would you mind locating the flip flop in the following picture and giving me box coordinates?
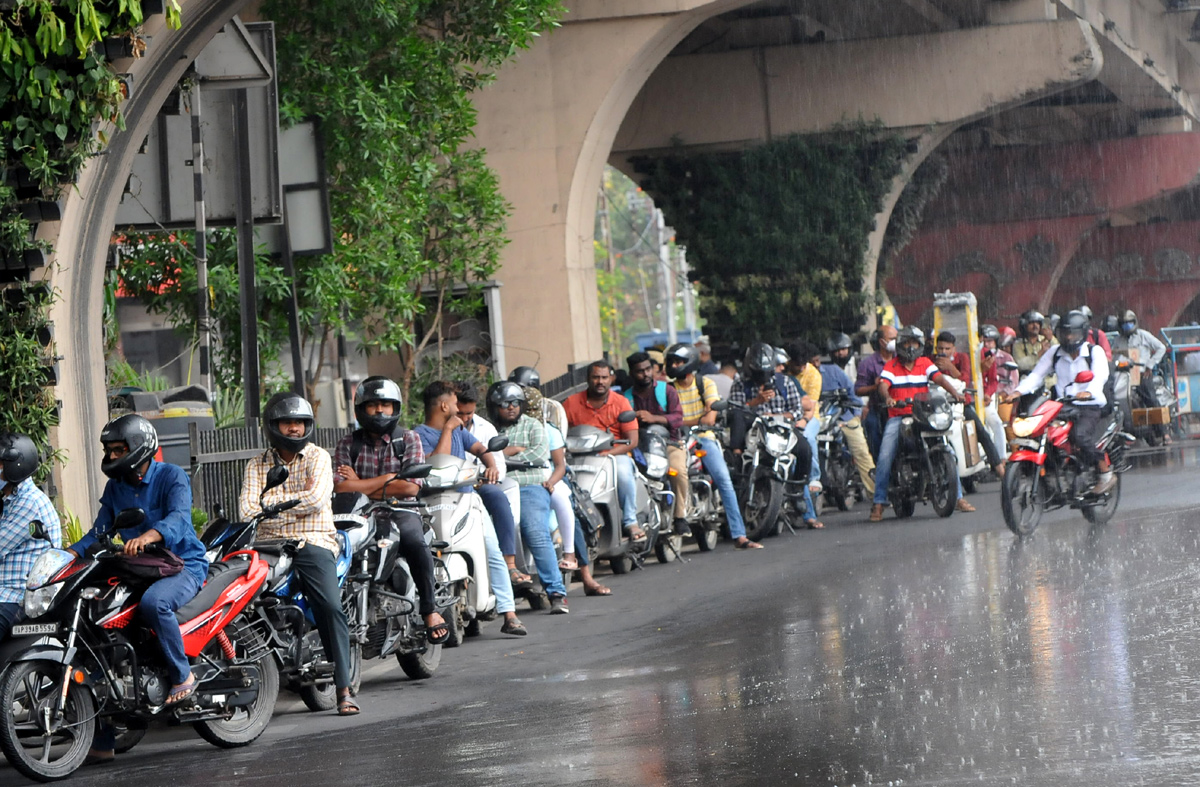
[337,695,360,716]
[509,568,533,588]
[735,539,764,549]
[623,525,648,544]
[164,675,198,707]
[559,556,578,571]
[500,617,528,636]
[426,620,450,644]
[584,584,612,596]
[805,520,825,530]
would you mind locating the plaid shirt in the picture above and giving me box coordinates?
[333,429,425,501]
[0,479,61,604]
[730,373,805,420]
[240,445,338,554]
[498,415,549,486]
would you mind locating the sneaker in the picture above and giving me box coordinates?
[1091,473,1116,495]
[548,594,569,615]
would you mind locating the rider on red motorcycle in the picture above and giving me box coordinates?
[1007,311,1114,494]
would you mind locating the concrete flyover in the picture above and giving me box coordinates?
[471,0,1200,377]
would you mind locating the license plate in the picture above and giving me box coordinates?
[10,623,57,636]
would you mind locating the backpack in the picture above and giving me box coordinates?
[1052,343,1116,416]
[623,381,668,411]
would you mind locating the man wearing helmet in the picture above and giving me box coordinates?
[1008,311,1114,494]
[71,414,210,759]
[856,324,899,459]
[869,326,969,522]
[1111,309,1170,444]
[0,433,60,640]
[1013,309,1057,376]
[1078,306,1112,360]
[333,376,454,643]
[488,381,570,615]
[817,347,876,498]
[665,343,762,549]
[827,332,857,380]
[240,393,358,716]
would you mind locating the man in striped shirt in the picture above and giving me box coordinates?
[869,326,969,522]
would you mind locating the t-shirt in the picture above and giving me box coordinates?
[673,374,720,424]
[413,424,478,459]
[563,390,638,440]
[881,356,941,417]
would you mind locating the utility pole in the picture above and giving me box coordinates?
[678,246,697,335]
[598,188,619,358]
[657,208,676,345]
[189,79,212,395]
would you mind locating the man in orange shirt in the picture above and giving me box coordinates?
[563,361,644,541]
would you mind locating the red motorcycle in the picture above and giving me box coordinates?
[1001,370,1133,537]
[0,509,277,782]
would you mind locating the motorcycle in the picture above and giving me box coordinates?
[1112,355,1174,446]
[1001,369,1134,537]
[679,422,729,551]
[816,391,865,511]
[632,424,680,564]
[0,511,277,781]
[565,409,643,574]
[885,390,959,519]
[729,404,806,541]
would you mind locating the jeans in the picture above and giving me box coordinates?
[863,407,885,460]
[0,601,20,641]
[874,417,964,506]
[393,511,436,617]
[518,486,567,598]
[478,483,517,556]
[293,544,353,689]
[613,454,639,528]
[698,437,747,540]
[803,417,821,482]
[573,519,590,567]
[481,516,515,615]
[139,570,202,685]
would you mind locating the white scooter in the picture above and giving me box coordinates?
[944,379,989,493]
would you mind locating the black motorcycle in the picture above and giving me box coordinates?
[728,404,807,540]
[816,391,865,511]
[885,390,959,519]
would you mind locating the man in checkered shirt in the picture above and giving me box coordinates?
[0,433,60,640]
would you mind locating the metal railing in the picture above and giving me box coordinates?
[542,364,590,402]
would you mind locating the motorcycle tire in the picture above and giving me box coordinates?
[743,473,783,542]
[1001,460,1044,538]
[692,522,718,552]
[465,617,482,638]
[443,594,466,649]
[891,497,916,519]
[1081,474,1121,525]
[655,533,683,563]
[299,643,361,712]
[609,554,632,574]
[113,723,147,754]
[525,589,549,610]
[929,450,958,518]
[397,643,442,680]
[0,659,96,781]
[195,654,280,748]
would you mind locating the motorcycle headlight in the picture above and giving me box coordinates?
[567,434,601,453]
[764,431,790,457]
[927,411,952,432]
[646,454,669,479]
[24,583,65,619]
[427,466,460,488]
[1011,417,1038,438]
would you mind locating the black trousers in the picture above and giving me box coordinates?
[293,544,352,690]
[1072,407,1105,467]
[391,511,436,618]
[965,405,1003,468]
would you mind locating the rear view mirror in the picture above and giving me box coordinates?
[618,410,637,424]
[1002,361,1019,371]
[264,464,289,493]
[710,400,729,412]
[113,508,145,530]
[486,436,509,453]
[400,463,432,480]
[28,520,50,542]
[1074,370,1095,384]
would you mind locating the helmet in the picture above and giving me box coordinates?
[1019,309,1045,335]
[664,343,700,380]
[354,376,402,436]
[0,433,38,486]
[486,381,527,423]
[999,325,1017,349]
[508,366,541,389]
[773,346,790,367]
[263,392,315,454]
[99,414,159,481]
[827,332,853,353]
[1056,310,1089,353]
[896,326,925,363]
[1079,305,1093,319]
[979,324,1000,342]
[742,342,776,387]
[1048,313,1061,332]
[1119,310,1138,337]
[1102,314,1119,333]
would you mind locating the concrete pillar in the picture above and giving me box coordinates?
[987,0,1056,25]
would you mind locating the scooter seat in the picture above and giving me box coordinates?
[175,560,252,623]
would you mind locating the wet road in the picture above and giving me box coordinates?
[6,460,1200,786]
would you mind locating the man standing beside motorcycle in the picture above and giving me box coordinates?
[1006,311,1115,495]
[665,343,762,549]
[817,351,876,498]
[869,327,970,522]
[0,433,60,640]
[72,415,211,761]
[563,361,644,544]
[857,324,898,460]
[240,393,358,716]
[626,352,690,535]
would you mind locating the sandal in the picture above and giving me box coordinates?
[623,525,647,544]
[337,694,360,716]
[584,584,612,596]
[805,519,825,530]
[500,617,528,636]
[559,555,578,571]
[426,619,450,645]
[509,567,533,588]
[164,674,197,706]
[735,538,764,549]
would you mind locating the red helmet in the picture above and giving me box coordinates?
[998,325,1017,349]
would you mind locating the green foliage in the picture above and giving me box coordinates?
[212,387,246,429]
[106,355,169,392]
[635,124,907,346]
[191,506,207,535]
[264,0,563,401]
[0,283,59,482]
[59,508,85,548]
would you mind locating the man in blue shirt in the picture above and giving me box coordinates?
[0,433,61,640]
[70,415,208,762]
[819,354,876,498]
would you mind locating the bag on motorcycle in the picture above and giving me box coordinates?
[572,487,602,547]
[113,549,185,582]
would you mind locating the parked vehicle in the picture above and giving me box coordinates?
[679,424,727,551]
[632,424,681,564]
[730,404,805,540]
[947,392,990,494]
[0,511,276,781]
[885,390,959,519]
[1002,370,1134,537]
[816,391,865,511]
[565,410,642,574]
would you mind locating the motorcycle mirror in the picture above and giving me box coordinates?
[1002,361,1019,371]
[113,508,146,530]
[399,463,432,480]
[618,410,637,424]
[486,435,509,453]
[710,399,729,412]
[28,520,51,542]
[264,464,289,493]
[1074,370,1095,384]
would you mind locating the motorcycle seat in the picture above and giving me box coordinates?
[174,560,252,623]
[334,514,370,531]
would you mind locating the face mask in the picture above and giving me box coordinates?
[1121,322,1135,334]
[834,354,850,368]
[884,340,896,354]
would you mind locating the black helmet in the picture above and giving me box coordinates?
[0,433,38,486]
[979,324,1000,342]
[1102,314,1119,333]
[743,342,776,387]
[1019,309,1045,335]
[100,414,159,481]
[354,376,402,436]
[664,343,701,380]
[1056,310,1089,353]
[827,333,853,353]
[263,392,315,454]
[486,381,527,423]
[508,366,541,389]
[896,326,925,363]
[1120,310,1138,337]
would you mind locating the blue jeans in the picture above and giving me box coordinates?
[573,519,589,567]
[873,417,963,505]
[139,570,202,685]
[863,408,884,460]
[698,437,747,540]
[0,602,20,640]
[478,483,517,556]
[803,418,821,482]
[518,486,567,597]
[613,454,639,528]
[482,517,515,614]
